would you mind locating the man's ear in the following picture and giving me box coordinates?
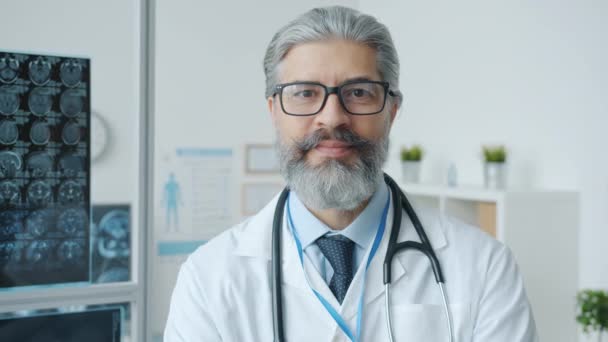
[268,96,277,126]
[388,100,399,125]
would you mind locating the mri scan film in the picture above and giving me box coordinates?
[0,51,90,288]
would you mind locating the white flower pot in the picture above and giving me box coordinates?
[484,162,507,189]
[401,161,421,183]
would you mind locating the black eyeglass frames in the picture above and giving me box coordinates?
[272,80,398,116]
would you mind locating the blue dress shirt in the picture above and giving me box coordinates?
[288,180,389,284]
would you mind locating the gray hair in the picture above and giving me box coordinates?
[263,6,402,106]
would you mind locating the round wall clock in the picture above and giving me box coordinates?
[91,112,109,162]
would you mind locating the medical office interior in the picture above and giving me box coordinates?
[0,0,606,341]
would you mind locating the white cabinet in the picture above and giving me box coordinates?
[400,183,579,342]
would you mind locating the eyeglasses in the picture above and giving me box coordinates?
[273,80,397,116]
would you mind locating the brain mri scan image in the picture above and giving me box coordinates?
[96,268,130,283]
[92,205,130,283]
[0,120,19,145]
[0,54,19,84]
[0,181,21,205]
[28,87,53,116]
[97,210,130,259]
[0,241,23,263]
[0,151,22,178]
[27,180,52,207]
[25,240,52,263]
[58,180,83,205]
[0,211,23,238]
[0,86,20,115]
[61,121,80,145]
[59,89,83,117]
[57,208,87,237]
[29,121,51,145]
[26,152,54,178]
[26,209,54,238]
[59,59,82,87]
[57,240,85,263]
[28,56,52,86]
[0,51,90,288]
[58,153,83,178]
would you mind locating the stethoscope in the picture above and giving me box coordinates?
[271,173,454,342]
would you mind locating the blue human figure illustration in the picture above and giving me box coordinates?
[161,173,183,232]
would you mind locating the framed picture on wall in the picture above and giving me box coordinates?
[244,144,279,174]
[241,182,284,216]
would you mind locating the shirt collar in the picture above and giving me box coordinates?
[288,179,388,250]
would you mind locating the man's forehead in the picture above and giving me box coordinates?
[277,39,381,84]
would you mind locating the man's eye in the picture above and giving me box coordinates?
[352,89,368,97]
[294,90,316,98]
[346,88,371,98]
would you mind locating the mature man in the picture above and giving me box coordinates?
[165,6,538,341]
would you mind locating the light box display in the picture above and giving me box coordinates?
[0,51,90,288]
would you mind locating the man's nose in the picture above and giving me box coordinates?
[315,93,351,129]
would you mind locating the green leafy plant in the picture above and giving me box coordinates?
[482,145,507,163]
[400,145,423,161]
[576,289,608,337]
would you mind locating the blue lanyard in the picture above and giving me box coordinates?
[286,192,390,342]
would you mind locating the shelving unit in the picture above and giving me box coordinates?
[400,182,579,342]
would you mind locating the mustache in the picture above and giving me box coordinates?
[293,128,373,152]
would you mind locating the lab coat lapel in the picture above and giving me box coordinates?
[280,204,343,308]
[342,190,449,321]
[339,190,403,320]
[233,192,341,303]
[233,193,279,260]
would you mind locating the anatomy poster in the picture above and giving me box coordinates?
[156,147,234,239]
[152,147,235,337]
[0,51,90,288]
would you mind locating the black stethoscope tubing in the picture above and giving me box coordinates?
[271,173,445,342]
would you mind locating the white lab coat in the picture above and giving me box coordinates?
[164,190,539,341]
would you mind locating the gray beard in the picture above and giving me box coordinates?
[276,125,389,211]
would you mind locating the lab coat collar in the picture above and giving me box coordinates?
[233,191,340,300]
[232,186,449,317]
[232,192,281,259]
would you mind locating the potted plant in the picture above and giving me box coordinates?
[400,145,423,183]
[577,289,608,342]
[482,145,507,189]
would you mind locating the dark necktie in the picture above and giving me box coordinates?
[316,234,355,304]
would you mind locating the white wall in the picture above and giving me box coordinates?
[4,0,604,340]
[156,0,607,289]
[154,0,358,150]
[0,0,142,204]
[152,0,359,337]
[359,1,608,341]
[0,0,143,339]
[156,1,607,340]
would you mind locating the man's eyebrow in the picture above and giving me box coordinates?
[342,76,378,83]
[284,76,379,84]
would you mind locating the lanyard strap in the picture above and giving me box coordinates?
[286,192,390,342]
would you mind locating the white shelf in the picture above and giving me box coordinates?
[402,183,505,202]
